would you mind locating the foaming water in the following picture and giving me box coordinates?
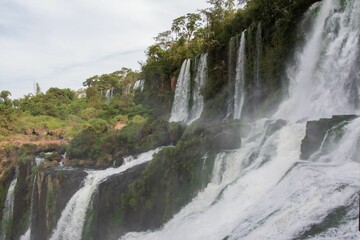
[122,116,360,240]
[276,0,360,121]
[122,122,307,240]
[50,148,162,240]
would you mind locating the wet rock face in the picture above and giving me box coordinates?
[210,121,242,150]
[300,115,358,160]
[11,160,32,240]
[84,163,147,240]
[30,168,87,240]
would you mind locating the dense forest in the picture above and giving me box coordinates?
[1,0,359,239]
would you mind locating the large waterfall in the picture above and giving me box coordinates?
[170,59,192,123]
[49,148,162,240]
[234,31,246,120]
[121,0,360,239]
[276,0,360,120]
[188,53,208,124]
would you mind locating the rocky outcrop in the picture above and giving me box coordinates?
[301,115,358,160]
[11,160,32,240]
[83,163,147,240]
[30,168,87,240]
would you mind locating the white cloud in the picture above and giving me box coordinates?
[0,0,209,98]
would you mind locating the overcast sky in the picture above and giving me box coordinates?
[0,0,209,99]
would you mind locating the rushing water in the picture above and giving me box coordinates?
[234,31,246,120]
[276,0,360,120]
[121,0,360,239]
[170,55,208,124]
[170,59,191,123]
[188,53,208,124]
[1,175,17,240]
[49,148,162,240]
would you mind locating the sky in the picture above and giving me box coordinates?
[0,0,210,99]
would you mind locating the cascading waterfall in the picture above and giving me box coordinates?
[50,148,163,240]
[234,31,246,120]
[170,59,191,123]
[1,174,17,239]
[121,0,360,239]
[276,0,360,120]
[188,53,208,124]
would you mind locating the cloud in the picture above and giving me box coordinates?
[0,0,209,98]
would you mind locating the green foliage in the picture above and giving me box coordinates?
[130,115,146,124]
[67,128,98,159]
[80,107,99,120]
[113,115,128,124]
[120,129,214,223]
[88,118,109,134]
[16,88,75,118]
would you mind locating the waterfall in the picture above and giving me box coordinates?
[121,0,360,239]
[1,175,17,239]
[188,53,208,124]
[170,59,191,123]
[234,31,246,120]
[226,36,239,118]
[105,88,114,102]
[49,148,163,240]
[133,80,145,92]
[276,0,360,120]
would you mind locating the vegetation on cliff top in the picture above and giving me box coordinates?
[0,0,320,166]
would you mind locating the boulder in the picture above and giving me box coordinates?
[300,115,358,160]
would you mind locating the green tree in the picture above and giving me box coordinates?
[171,13,202,42]
[36,83,42,95]
[0,90,11,101]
